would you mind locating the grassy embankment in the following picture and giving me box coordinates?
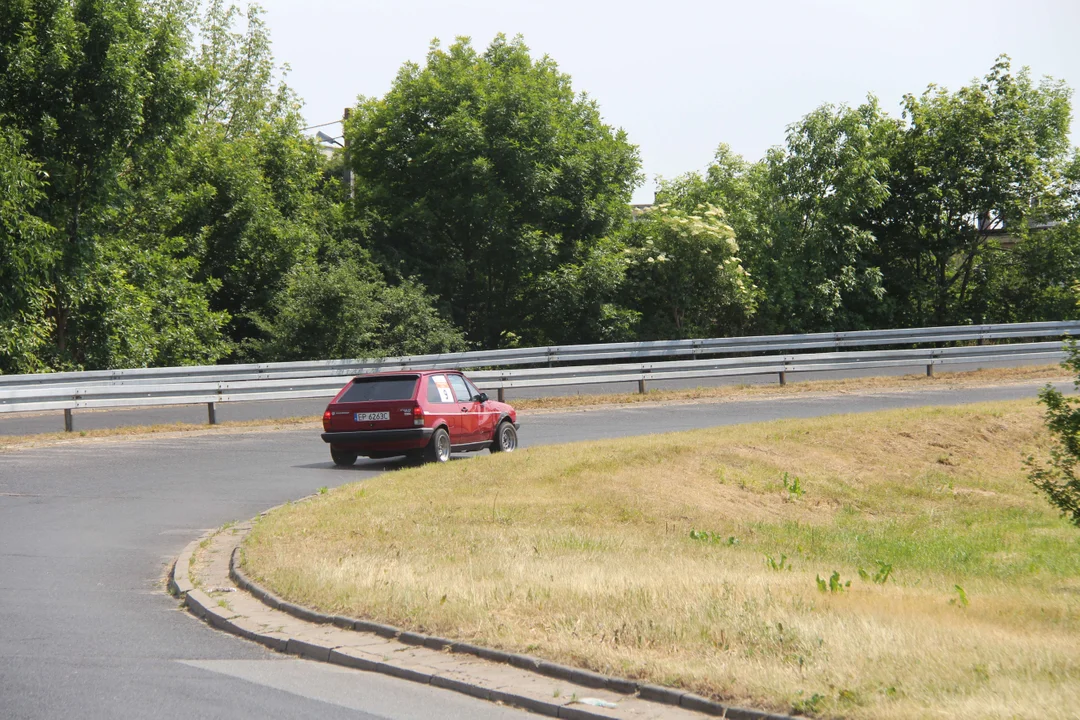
[0,364,1066,451]
[242,399,1080,719]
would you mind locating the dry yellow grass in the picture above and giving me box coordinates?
[243,399,1080,719]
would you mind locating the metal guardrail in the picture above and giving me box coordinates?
[1,320,1076,389]
[0,321,1074,431]
[469,341,1066,389]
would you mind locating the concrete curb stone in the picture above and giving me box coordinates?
[397,631,429,646]
[180,520,797,720]
[353,619,402,638]
[285,637,334,662]
[421,635,455,651]
[328,646,381,672]
[487,687,560,718]
[167,537,199,597]
[638,684,687,705]
[431,672,496,700]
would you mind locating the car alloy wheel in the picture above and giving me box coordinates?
[493,422,517,453]
[426,427,451,463]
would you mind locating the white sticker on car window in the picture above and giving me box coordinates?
[431,375,455,403]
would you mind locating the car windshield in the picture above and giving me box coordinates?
[338,376,418,402]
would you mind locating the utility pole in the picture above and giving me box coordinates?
[343,107,353,198]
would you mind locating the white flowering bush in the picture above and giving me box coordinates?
[620,203,758,338]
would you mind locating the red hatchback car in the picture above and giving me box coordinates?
[321,370,519,465]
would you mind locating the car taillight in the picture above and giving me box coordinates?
[412,405,424,426]
[322,409,332,431]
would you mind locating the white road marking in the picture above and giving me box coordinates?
[176,659,530,719]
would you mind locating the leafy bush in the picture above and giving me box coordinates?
[1027,338,1080,527]
[250,259,466,361]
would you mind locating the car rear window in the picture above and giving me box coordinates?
[338,376,418,402]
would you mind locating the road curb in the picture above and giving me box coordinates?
[226,535,795,720]
[167,537,199,598]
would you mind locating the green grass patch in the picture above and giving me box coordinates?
[242,399,1080,719]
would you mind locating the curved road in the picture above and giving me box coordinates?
[0,356,1056,436]
[0,382,1064,719]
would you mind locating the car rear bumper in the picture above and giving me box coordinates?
[322,428,435,448]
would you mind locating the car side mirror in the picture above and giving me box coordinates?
[476,392,489,403]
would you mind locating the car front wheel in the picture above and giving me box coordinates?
[425,427,451,463]
[491,421,517,453]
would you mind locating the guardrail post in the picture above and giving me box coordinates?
[207,402,217,425]
[778,371,787,386]
[63,408,73,432]
[497,388,505,403]
[926,363,934,378]
[638,378,647,394]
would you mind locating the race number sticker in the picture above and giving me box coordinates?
[431,375,455,403]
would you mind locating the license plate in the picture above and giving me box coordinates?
[354,412,390,422]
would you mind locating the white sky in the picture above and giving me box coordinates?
[257,0,1080,204]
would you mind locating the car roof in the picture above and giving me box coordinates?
[349,369,461,380]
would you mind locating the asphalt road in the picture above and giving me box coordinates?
[0,380,1065,719]
[0,356,1055,436]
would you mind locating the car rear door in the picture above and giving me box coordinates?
[333,375,420,432]
[425,374,460,440]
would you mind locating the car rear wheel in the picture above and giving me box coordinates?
[491,421,517,453]
[330,448,358,466]
[425,427,451,463]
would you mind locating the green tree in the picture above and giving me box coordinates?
[875,56,1074,326]
[70,236,230,368]
[173,0,324,349]
[0,0,229,370]
[174,121,324,348]
[346,34,641,347]
[979,222,1080,323]
[0,128,55,373]
[176,2,462,360]
[523,236,639,345]
[659,103,895,336]
[749,100,896,332]
[977,151,1080,324]
[666,59,1077,335]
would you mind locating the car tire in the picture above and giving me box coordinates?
[490,421,517,453]
[330,448,358,466]
[425,427,451,463]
